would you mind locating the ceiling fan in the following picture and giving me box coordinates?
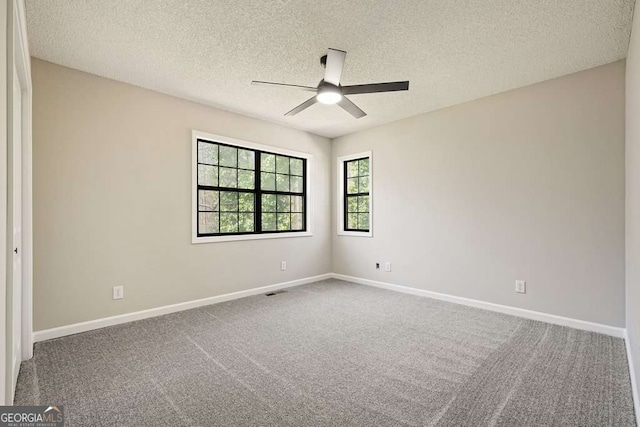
[252,48,409,119]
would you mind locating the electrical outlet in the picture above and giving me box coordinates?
[113,286,124,300]
[281,261,287,271]
[376,263,380,270]
[515,280,526,294]
[385,262,392,272]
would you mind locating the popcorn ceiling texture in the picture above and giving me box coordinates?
[26,0,635,138]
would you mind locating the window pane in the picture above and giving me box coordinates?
[219,146,237,167]
[219,167,238,188]
[347,213,358,229]
[358,196,369,213]
[220,213,238,233]
[238,149,255,170]
[359,176,370,193]
[261,172,275,191]
[195,142,308,237]
[238,170,255,189]
[198,190,219,212]
[347,160,359,178]
[290,158,303,176]
[220,191,239,211]
[262,213,276,231]
[347,178,358,194]
[276,155,289,174]
[198,142,218,165]
[239,193,254,212]
[277,195,291,212]
[347,196,358,213]
[291,213,303,230]
[290,176,303,193]
[291,195,303,213]
[261,153,276,172]
[199,212,219,234]
[276,174,290,192]
[198,165,218,186]
[358,213,370,230]
[359,158,369,176]
[262,194,276,212]
[277,213,291,230]
[239,213,254,232]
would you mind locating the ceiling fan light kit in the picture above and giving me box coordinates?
[316,83,342,104]
[252,48,410,118]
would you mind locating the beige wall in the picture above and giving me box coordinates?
[332,61,626,327]
[32,59,332,331]
[626,8,640,395]
[33,56,628,332]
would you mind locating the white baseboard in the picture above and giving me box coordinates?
[624,330,640,426]
[331,273,625,338]
[33,272,625,340]
[33,273,333,342]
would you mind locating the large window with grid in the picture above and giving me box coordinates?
[337,152,372,237]
[193,132,310,243]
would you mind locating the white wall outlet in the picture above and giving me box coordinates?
[515,280,526,294]
[281,261,287,271]
[385,262,392,272]
[113,285,124,300]
[376,263,380,270]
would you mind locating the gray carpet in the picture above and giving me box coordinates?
[14,279,637,426]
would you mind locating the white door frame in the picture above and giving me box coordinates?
[2,0,32,404]
[0,0,8,408]
[12,0,33,365]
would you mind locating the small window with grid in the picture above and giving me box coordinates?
[344,157,370,232]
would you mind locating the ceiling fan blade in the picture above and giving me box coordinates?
[252,80,317,92]
[284,96,318,116]
[324,48,346,86]
[342,81,409,95]
[338,96,366,119]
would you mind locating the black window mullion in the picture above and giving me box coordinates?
[255,151,262,233]
[303,156,307,230]
[344,160,349,232]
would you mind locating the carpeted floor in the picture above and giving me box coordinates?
[14,279,637,426]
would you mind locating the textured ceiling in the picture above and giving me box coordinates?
[26,0,635,138]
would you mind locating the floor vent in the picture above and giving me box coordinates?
[265,290,287,297]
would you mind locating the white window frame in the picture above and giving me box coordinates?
[192,130,313,244]
[337,151,373,237]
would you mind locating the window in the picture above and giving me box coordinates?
[192,131,312,243]
[337,152,372,237]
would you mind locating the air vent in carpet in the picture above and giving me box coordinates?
[265,290,287,297]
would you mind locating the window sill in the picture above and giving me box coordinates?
[192,231,313,244]
[337,230,373,238]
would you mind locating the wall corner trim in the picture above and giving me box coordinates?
[33,273,333,342]
[330,273,626,338]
